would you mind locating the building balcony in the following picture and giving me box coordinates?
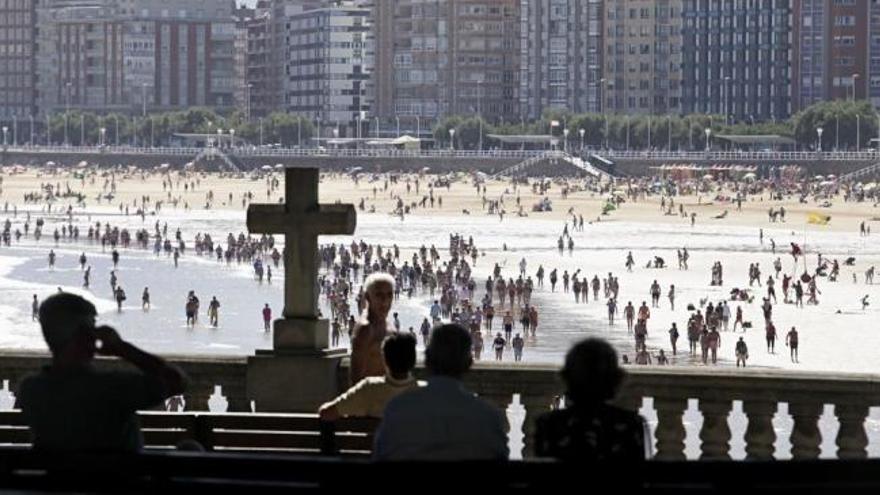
[0,351,877,461]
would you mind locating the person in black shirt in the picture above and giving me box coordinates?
[535,338,649,461]
[17,293,187,452]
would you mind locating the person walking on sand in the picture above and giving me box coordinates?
[735,337,748,368]
[262,303,272,331]
[786,326,799,363]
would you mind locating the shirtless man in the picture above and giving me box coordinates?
[786,326,799,363]
[350,273,395,385]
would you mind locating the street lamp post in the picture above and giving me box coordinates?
[704,127,712,152]
[477,80,483,151]
[857,113,861,151]
[852,73,860,102]
[100,127,106,147]
[724,76,731,125]
[29,114,33,146]
[563,128,570,153]
[80,114,84,146]
[625,116,630,151]
[396,116,400,138]
[142,83,148,117]
[374,117,379,139]
[64,81,72,146]
[150,117,154,148]
[246,83,253,120]
[45,113,50,145]
[12,114,17,146]
[114,116,119,147]
[230,129,236,148]
[667,115,672,150]
[817,127,823,152]
[2,126,7,148]
[579,128,585,151]
[449,128,456,150]
[259,117,264,146]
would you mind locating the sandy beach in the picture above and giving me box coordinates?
[2,167,877,235]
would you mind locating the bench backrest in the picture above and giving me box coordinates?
[0,410,379,456]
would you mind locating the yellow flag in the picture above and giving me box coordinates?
[807,212,831,225]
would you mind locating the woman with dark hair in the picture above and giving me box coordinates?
[535,338,650,461]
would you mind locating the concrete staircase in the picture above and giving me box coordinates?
[192,148,242,173]
[491,151,613,180]
[840,162,880,182]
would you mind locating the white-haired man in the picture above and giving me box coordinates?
[350,273,395,384]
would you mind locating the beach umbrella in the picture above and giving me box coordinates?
[421,167,431,172]
[159,163,170,169]
[45,161,55,166]
[77,160,88,168]
[814,175,824,180]
[274,163,284,169]
[702,174,714,180]
[827,174,837,179]
[261,165,273,171]
[742,172,757,180]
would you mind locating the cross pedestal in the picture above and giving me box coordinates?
[244,167,356,411]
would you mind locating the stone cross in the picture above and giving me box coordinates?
[247,167,355,350]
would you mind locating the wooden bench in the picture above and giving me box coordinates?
[0,410,379,456]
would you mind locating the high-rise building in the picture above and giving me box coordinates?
[519,0,604,120]
[0,0,36,123]
[681,0,793,122]
[35,0,236,116]
[245,2,276,117]
[373,0,521,122]
[234,4,256,116]
[282,2,373,127]
[793,0,870,112]
[603,0,683,115]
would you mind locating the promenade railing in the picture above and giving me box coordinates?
[4,145,880,162]
[0,351,876,461]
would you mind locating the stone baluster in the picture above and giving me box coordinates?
[835,403,869,459]
[788,402,822,460]
[184,383,214,411]
[698,399,732,460]
[743,401,777,460]
[519,393,554,459]
[652,397,687,461]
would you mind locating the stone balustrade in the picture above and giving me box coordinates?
[1,350,878,461]
[460,363,880,461]
[0,351,249,413]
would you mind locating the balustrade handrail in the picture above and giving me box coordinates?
[7,145,880,162]
[0,350,877,461]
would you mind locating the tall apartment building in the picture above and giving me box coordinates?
[245,2,276,117]
[793,0,870,112]
[373,0,520,122]
[35,0,236,116]
[603,0,683,115]
[519,0,603,120]
[283,2,373,125]
[234,4,255,115]
[682,0,792,122]
[0,0,36,121]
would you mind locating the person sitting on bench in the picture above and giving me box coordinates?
[16,293,187,452]
[319,332,419,420]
